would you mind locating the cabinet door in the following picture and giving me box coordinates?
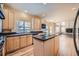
[13,37,20,50]
[8,9,14,29]
[33,38,44,56]
[26,35,32,46]
[20,36,27,48]
[54,37,59,56]
[44,39,55,56]
[6,37,14,53]
[6,36,20,54]
[3,8,9,29]
[33,17,41,30]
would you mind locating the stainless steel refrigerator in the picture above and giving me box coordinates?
[73,9,79,56]
[0,4,5,55]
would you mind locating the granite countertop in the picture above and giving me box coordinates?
[6,32,32,37]
[33,34,58,41]
[0,32,17,35]
[0,31,44,37]
[0,32,32,37]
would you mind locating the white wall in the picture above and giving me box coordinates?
[65,20,74,28]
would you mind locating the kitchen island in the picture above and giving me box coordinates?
[33,34,59,56]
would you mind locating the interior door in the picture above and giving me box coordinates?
[73,9,79,56]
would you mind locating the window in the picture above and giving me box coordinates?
[25,21,31,32]
[16,20,31,33]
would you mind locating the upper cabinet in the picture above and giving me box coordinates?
[8,9,14,29]
[3,5,14,31]
[32,16,41,31]
[3,6,9,29]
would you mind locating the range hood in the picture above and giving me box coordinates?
[0,4,5,19]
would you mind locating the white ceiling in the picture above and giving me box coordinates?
[8,3,79,22]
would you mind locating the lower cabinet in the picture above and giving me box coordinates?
[54,36,59,56]
[20,36,27,48]
[6,37,14,53]
[44,39,55,56]
[6,36,20,54]
[33,36,59,56]
[33,39,44,56]
[33,38,55,56]
[5,35,32,55]
[13,37,20,50]
[26,35,32,46]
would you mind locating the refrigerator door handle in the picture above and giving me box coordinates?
[73,9,79,56]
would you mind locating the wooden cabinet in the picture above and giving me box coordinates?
[44,39,55,56]
[8,9,14,29]
[13,37,20,50]
[5,35,32,55]
[33,38,55,56]
[33,36,59,56]
[6,36,20,54]
[20,36,27,48]
[33,39,44,56]
[32,16,41,30]
[3,7,9,29]
[20,35,32,48]
[26,35,32,46]
[54,36,59,56]
[3,6,14,30]
[6,37,14,53]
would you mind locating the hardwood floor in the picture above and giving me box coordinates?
[57,34,77,56]
[7,45,34,56]
[6,34,77,56]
